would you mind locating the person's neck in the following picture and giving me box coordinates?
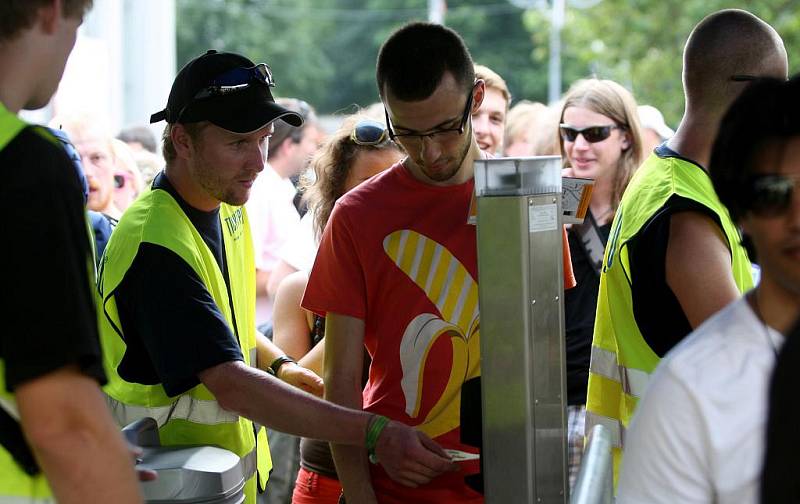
[99,202,123,220]
[269,157,294,180]
[0,43,39,114]
[666,111,723,170]
[589,176,614,224]
[164,165,220,212]
[751,277,800,336]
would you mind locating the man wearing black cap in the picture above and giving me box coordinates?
[96,50,457,504]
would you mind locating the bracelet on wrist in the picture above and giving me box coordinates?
[268,355,296,377]
[365,414,390,465]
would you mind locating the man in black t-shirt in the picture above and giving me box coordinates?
[0,1,143,502]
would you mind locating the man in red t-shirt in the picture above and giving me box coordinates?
[303,22,575,504]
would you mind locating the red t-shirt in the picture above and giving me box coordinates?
[303,162,574,503]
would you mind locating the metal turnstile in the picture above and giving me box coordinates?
[475,156,569,503]
[124,418,247,504]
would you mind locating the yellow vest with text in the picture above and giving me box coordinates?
[0,104,94,504]
[97,187,271,503]
[585,153,753,486]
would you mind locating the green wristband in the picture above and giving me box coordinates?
[366,415,390,465]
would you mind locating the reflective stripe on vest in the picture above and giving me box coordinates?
[588,346,649,399]
[0,497,54,504]
[584,411,624,449]
[107,395,239,427]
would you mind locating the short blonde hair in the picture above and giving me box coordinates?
[474,64,511,108]
[505,100,548,147]
[161,122,207,166]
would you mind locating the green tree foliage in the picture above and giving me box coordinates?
[177,0,800,125]
[549,0,800,126]
[176,0,550,113]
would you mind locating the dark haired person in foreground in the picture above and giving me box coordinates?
[618,75,800,504]
[0,1,144,502]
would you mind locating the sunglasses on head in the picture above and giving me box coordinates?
[746,173,800,217]
[351,120,389,146]
[559,124,619,143]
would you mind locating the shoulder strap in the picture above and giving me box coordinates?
[0,402,40,476]
[574,211,608,277]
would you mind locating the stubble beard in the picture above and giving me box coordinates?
[419,130,474,183]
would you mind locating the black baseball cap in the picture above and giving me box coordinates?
[150,50,303,134]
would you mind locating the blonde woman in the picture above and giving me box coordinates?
[558,78,644,488]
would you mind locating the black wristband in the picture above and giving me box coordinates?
[269,355,296,376]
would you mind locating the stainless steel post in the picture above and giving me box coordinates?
[475,157,569,503]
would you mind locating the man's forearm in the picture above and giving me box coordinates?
[16,368,143,504]
[202,361,369,444]
[328,382,377,504]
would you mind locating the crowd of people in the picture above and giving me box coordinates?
[1,1,799,504]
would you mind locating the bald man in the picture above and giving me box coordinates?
[584,9,787,484]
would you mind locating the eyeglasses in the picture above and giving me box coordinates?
[384,84,475,144]
[351,120,389,146]
[746,173,800,217]
[176,63,275,121]
[559,124,619,143]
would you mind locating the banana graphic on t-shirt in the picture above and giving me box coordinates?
[383,230,480,439]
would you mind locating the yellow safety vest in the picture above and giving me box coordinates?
[98,187,271,503]
[0,102,95,504]
[585,153,753,486]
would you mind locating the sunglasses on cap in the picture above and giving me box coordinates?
[195,63,275,99]
[559,124,619,143]
[746,173,800,217]
[350,120,390,146]
[175,63,275,122]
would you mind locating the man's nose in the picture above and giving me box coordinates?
[250,143,267,172]
[419,136,442,164]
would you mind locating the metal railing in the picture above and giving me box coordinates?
[570,424,613,504]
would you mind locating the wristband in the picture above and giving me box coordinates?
[268,355,296,377]
[365,415,390,464]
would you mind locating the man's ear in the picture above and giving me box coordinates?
[37,0,63,35]
[472,79,486,113]
[171,124,194,160]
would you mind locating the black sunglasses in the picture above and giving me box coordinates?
[559,124,619,143]
[384,84,476,143]
[746,173,800,217]
[350,120,389,146]
[176,63,275,122]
